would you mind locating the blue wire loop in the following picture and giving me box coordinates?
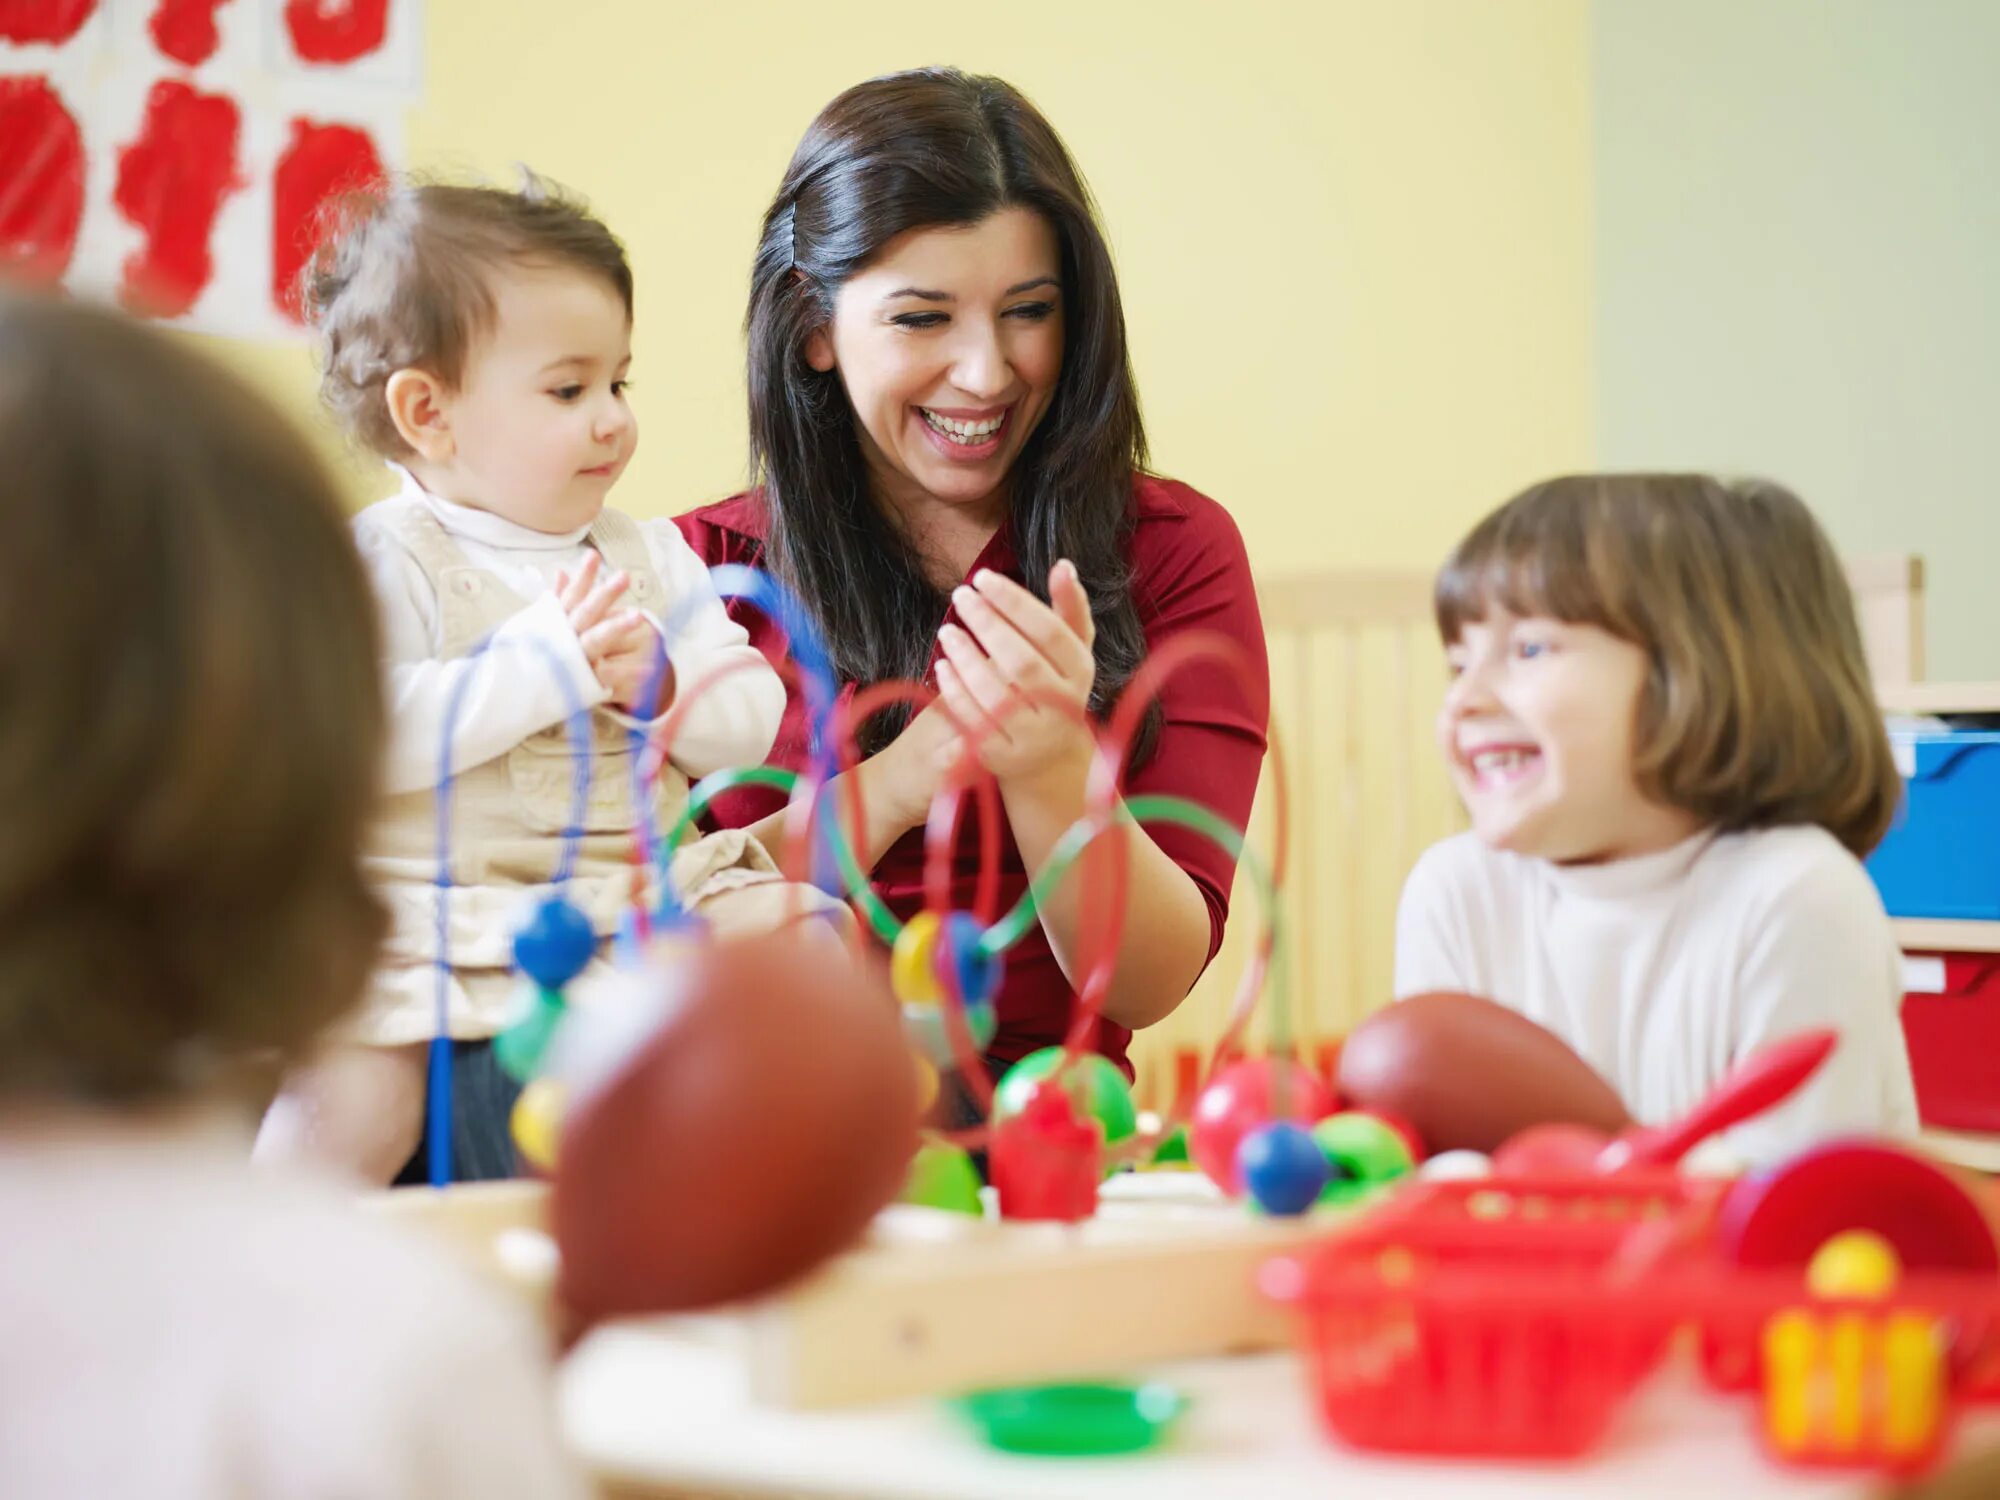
[428,565,837,1187]
[637,565,844,900]
[428,631,592,1188]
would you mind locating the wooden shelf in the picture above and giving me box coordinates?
[1878,681,2000,715]
[1923,1127,2000,1174]
[1893,918,2000,953]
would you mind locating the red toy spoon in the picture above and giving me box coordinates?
[1491,1028,1839,1176]
[1595,1028,1839,1172]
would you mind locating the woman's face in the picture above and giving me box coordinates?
[807,206,1065,523]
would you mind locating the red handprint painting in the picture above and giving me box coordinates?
[2,0,413,334]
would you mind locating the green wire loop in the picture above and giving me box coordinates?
[663,776,1285,1047]
[664,764,901,945]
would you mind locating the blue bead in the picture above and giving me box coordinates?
[1237,1121,1332,1217]
[512,895,595,988]
[939,911,1003,1007]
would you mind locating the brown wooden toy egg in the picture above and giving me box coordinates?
[552,933,918,1324]
[1337,990,1633,1154]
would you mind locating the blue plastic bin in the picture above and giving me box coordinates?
[1866,730,2000,920]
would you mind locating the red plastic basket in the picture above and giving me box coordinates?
[1261,1174,1713,1459]
[1267,1173,2000,1474]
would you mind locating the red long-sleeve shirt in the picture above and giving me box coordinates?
[675,473,1269,1074]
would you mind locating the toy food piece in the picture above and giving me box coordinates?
[1492,1028,1842,1177]
[955,1381,1187,1456]
[1337,991,1632,1153]
[1718,1141,1999,1273]
[1238,1121,1331,1215]
[1600,1029,1837,1171]
[1311,1111,1416,1205]
[1189,1057,1336,1196]
[990,1079,1102,1221]
[552,935,918,1323]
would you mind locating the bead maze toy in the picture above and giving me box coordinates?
[415,561,1369,1328]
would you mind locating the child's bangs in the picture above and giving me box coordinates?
[1434,483,1627,642]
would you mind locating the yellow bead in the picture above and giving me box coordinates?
[891,911,946,1006]
[912,1052,940,1115]
[1807,1230,1902,1300]
[511,1077,565,1174]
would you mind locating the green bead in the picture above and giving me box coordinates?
[1148,1124,1192,1168]
[992,1047,1138,1148]
[1311,1111,1415,1207]
[901,1138,985,1216]
[493,984,566,1083]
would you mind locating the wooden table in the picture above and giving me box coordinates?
[561,1326,2000,1499]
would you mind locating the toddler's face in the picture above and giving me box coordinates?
[433,265,635,533]
[1438,612,1698,864]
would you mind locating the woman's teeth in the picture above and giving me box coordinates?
[921,408,1005,444]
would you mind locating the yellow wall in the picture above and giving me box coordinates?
[200,0,1594,577]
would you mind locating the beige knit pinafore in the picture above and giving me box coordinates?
[353,499,840,1045]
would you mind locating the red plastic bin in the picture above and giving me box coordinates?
[1261,1174,1711,1459]
[1901,952,2000,1132]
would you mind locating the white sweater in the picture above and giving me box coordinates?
[353,468,783,796]
[0,1108,585,1500]
[1393,824,1919,1167]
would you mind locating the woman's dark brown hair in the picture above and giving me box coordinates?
[747,67,1158,754]
[1435,473,1901,856]
[0,292,387,1101]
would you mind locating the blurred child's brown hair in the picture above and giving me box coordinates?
[0,292,387,1102]
[302,173,633,458]
[1435,473,1901,857]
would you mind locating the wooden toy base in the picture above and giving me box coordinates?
[369,1173,1356,1406]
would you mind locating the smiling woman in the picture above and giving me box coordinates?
[679,68,1271,1089]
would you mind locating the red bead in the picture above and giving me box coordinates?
[1189,1057,1336,1197]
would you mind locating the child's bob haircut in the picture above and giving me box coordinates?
[1434,473,1901,857]
[302,171,632,459]
[0,291,387,1102]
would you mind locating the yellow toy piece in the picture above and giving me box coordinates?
[1880,1312,1944,1460]
[1807,1230,1902,1300]
[1825,1313,1867,1448]
[891,911,946,1006]
[1763,1309,1818,1454]
[912,1051,940,1115]
[511,1076,565,1173]
[1760,1302,1947,1465]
